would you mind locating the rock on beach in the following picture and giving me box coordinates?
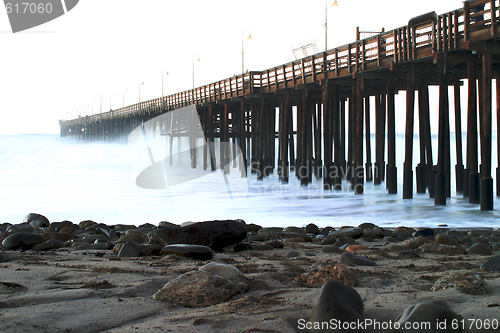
[151,220,247,250]
[309,281,363,333]
[153,268,244,307]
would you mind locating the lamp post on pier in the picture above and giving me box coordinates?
[242,28,252,75]
[139,81,144,102]
[325,0,339,51]
[162,70,169,96]
[193,53,201,89]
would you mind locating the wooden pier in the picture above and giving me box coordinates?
[60,0,500,210]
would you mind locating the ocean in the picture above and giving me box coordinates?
[1,132,499,229]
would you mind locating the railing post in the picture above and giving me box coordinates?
[491,0,497,37]
[335,48,339,76]
[393,29,398,63]
[464,1,470,43]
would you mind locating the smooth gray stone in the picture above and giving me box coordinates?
[320,245,341,253]
[395,300,462,333]
[480,255,500,271]
[467,242,491,255]
[24,213,50,228]
[309,281,363,333]
[32,242,54,251]
[2,232,44,250]
[283,226,305,234]
[305,223,320,234]
[248,244,274,251]
[0,253,5,263]
[160,244,213,260]
[118,241,141,258]
[338,252,376,266]
[285,250,300,258]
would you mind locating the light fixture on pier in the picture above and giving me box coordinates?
[325,0,339,51]
[193,53,201,89]
[162,70,169,96]
[242,28,252,75]
[139,81,144,102]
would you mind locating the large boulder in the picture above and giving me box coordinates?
[150,220,247,251]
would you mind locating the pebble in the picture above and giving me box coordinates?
[283,237,305,243]
[285,250,300,258]
[47,239,66,249]
[395,300,462,333]
[467,242,491,255]
[413,228,434,237]
[346,245,369,252]
[480,255,500,271]
[265,240,284,248]
[23,213,50,228]
[117,231,144,243]
[419,243,465,255]
[304,223,319,234]
[383,244,407,252]
[43,232,74,242]
[47,221,77,232]
[308,281,363,333]
[160,244,214,260]
[199,262,247,292]
[257,227,283,234]
[247,244,274,251]
[233,243,251,252]
[2,232,44,250]
[338,252,376,266]
[435,234,460,246]
[32,241,54,251]
[431,272,487,295]
[320,245,340,253]
[358,222,378,229]
[118,241,141,258]
[294,265,359,287]
[283,226,305,234]
[153,269,243,307]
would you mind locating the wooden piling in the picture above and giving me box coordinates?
[467,59,480,204]
[453,80,465,193]
[355,76,364,195]
[403,66,415,199]
[332,85,342,189]
[322,82,332,190]
[435,62,449,206]
[480,42,493,210]
[365,96,373,182]
[387,79,397,194]
[416,84,427,194]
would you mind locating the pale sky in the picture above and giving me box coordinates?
[0,0,472,134]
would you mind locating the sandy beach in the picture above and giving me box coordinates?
[1,216,500,333]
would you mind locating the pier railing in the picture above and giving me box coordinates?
[61,0,499,126]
